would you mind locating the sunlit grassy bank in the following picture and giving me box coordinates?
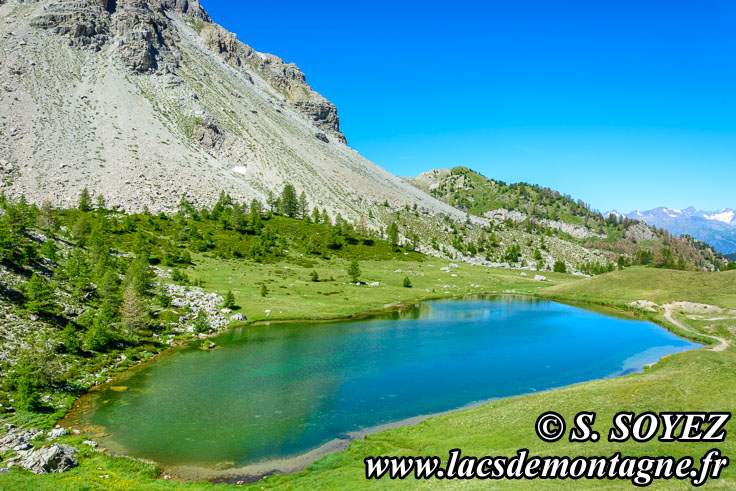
[2,267,735,489]
[186,255,578,323]
[260,268,736,488]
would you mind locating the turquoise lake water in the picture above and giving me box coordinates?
[72,296,697,470]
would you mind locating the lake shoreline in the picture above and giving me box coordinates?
[57,292,704,484]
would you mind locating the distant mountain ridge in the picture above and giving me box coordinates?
[409,167,724,272]
[611,207,736,254]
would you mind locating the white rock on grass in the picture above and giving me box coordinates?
[46,428,68,440]
[18,444,78,474]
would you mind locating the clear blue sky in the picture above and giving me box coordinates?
[201,0,736,213]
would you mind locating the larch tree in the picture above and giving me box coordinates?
[280,184,299,218]
[78,187,92,212]
[121,282,147,336]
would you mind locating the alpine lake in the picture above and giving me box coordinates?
[62,296,698,481]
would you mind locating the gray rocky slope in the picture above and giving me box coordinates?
[0,0,463,223]
[0,0,614,272]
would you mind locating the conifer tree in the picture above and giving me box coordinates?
[249,199,263,234]
[194,310,210,333]
[222,290,236,309]
[280,184,299,218]
[121,282,147,336]
[126,255,154,296]
[298,191,309,220]
[78,187,92,212]
[231,203,248,233]
[347,259,361,283]
[387,222,400,250]
[0,220,12,263]
[99,269,122,313]
[38,201,59,232]
[23,274,56,315]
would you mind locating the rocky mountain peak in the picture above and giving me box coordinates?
[0,0,453,220]
[198,22,345,142]
[24,0,346,141]
[29,0,208,72]
[25,0,346,141]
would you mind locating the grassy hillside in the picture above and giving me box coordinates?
[0,190,577,427]
[412,167,594,225]
[542,267,736,309]
[185,255,575,324]
[2,192,735,489]
[410,167,728,272]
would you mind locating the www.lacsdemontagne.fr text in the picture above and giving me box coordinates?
[364,448,728,486]
[364,411,731,486]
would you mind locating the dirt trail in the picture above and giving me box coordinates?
[663,304,730,352]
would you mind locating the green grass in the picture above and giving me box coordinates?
[0,434,202,490]
[541,267,736,309]
[3,266,735,489]
[186,255,578,323]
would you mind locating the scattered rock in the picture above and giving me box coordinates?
[0,428,41,452]
[627,300,659,312]
[46,428,68,440]
[18,444,78,474]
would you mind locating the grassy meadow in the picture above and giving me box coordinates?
[2,265,735,489]
[184,254,579,323]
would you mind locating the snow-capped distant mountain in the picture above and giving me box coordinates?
[703,210,736,225]
[613,207,736,254]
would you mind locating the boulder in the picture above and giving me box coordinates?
[0,428,41,452]
[47,428,68,440]
[534,275,547,282]
[18,444,78,474]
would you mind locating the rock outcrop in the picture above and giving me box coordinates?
[0,427,42,453]
[31,0,188,73]
[2,0,454,221]
[198,23,347,144]
[18,444,79,474]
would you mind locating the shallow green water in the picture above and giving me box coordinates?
[73,296,697,470]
